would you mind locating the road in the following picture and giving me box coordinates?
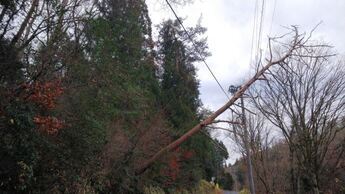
[223,191,239,194]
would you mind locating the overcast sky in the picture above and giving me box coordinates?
[147,0,345,163]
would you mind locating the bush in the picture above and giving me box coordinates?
[144,186,166,194]
[239,188,250,194]
[191,180,222,194]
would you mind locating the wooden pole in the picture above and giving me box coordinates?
[241,96,256,194]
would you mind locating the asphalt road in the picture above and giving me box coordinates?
[223,191,239,194]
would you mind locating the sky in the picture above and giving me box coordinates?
[147,0,345,163]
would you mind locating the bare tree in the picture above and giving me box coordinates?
[250,39,345,194]
[229,113,268,193]
[227,103,286,194]
[0,0,98,84]
[225,90,256,194]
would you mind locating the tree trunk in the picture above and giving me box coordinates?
[289,147,300,194]
[10,0,39,46]
[311,173,320,194]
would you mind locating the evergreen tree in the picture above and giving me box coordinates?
[62,0,161,192]
[158,19,226,190]
[159,19,203,131]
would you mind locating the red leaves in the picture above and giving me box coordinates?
[33,115,64,135]
[26,80,63,109]
[160,147,194,187]
[20,79,65,134]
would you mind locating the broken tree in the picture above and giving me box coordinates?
[136,26,304,175]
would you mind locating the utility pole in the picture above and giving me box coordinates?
[240,94,256,194]
[229,85,255,194]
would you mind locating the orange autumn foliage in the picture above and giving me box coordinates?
[161,148,194,186]
[26,80,63,109]
[21,79,64,134]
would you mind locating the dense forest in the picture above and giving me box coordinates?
[0,0,230,193]
[1,0,345,194]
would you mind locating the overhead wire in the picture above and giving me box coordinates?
[254,0,266,67]
[163,0,248,146]
[229,0,260,119]
[269,0,277,36]
[229,0,266,121]
[265,0,277,54]
[249,0,259,66]
[260,0,278,63]
[164,0,231,100]
[165,0,265,118]
[201,130,228,153]
[257,0,266,55]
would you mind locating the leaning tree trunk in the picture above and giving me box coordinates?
[135,28,301,175]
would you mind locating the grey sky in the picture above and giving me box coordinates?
[147,0,345,163]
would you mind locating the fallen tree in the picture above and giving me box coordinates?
[136,26,306,175]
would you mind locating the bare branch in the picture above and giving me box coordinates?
[212,120,242,125]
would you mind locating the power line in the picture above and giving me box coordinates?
[164,0,230,99]
[268,0,277,36]
[257,0,266,52]
[263,0,277,59]
[255,0,266,65]
[201,130,228,153]
[249,0,259,66]
[164,0,244,116]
